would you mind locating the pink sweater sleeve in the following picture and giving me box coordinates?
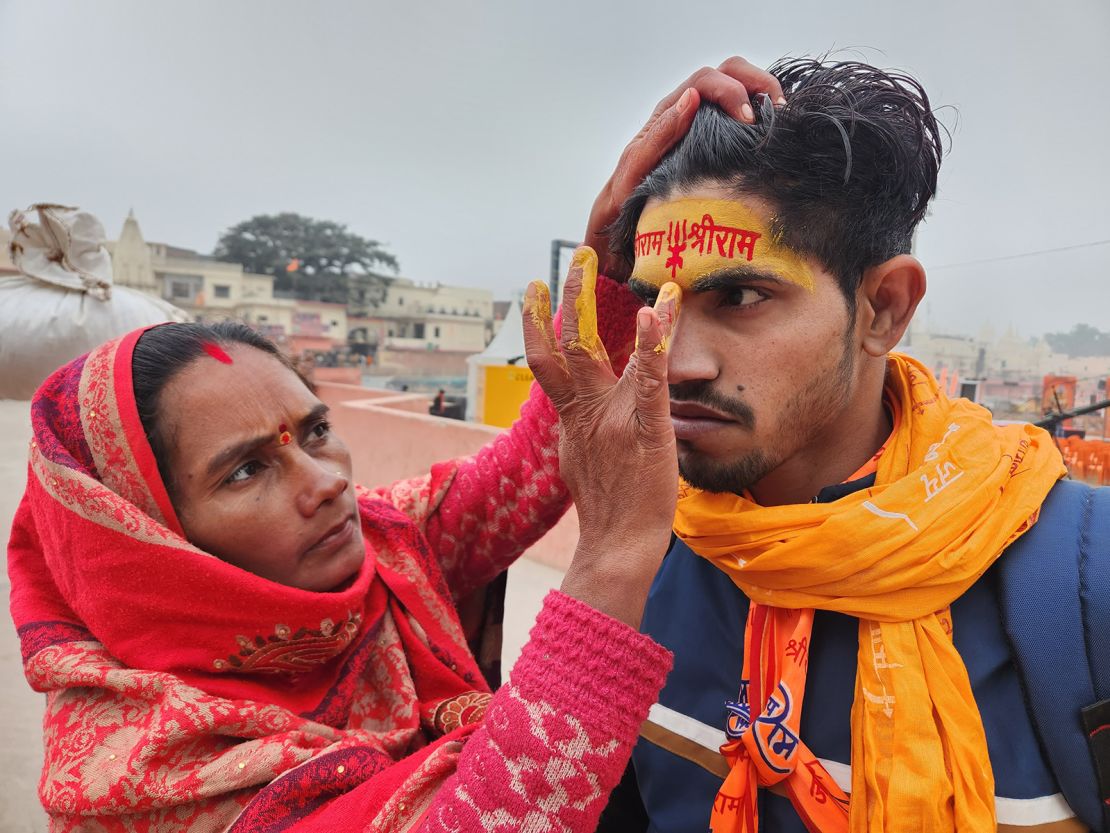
[416,590,672,833]
[378,276,643,600]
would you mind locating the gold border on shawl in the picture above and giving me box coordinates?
[30,444,199,553]
[639,719,731,779]
[77,340,169,526]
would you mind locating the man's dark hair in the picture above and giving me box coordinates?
[610,57,945,308]
[132,321,304,494]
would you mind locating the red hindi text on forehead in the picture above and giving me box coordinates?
[635,213,762,278]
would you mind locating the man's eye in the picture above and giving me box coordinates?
[721,287,766,308]
[311,420,332,440]
[227,460,263,484]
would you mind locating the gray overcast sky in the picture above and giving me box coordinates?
[2,0,1108,337]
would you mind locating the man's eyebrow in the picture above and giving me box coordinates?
[689,267,791,293]
[627,278,659,302]
[204,403,331,480]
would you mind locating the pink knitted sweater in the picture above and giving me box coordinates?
[419,591,671,832]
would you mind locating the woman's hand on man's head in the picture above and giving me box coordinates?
[584,56,786,282]
[522,246,681,629]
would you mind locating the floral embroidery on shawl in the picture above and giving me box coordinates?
[433,691,492,735]
[213,613,363,673]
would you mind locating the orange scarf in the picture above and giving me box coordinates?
[673,353,1066,833]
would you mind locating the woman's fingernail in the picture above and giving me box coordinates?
[776,96,787,106]
[637,308,652,332]
[741,102,755,122]
[524,280,550,328]
[654,282,682,331]
[676,88,694,114]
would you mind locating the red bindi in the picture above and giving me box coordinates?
[201,343,233,364]
[278,424,292,445]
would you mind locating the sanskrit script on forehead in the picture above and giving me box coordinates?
[631,198,814,291]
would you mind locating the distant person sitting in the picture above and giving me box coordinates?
[432,388,447,416]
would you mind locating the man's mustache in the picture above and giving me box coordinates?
[669,381,756,431]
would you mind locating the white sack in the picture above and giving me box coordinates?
[0,204,189,400]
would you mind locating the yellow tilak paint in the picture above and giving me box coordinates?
[630,198,815,292]
[524,280,552,338]
[568,247,607,361]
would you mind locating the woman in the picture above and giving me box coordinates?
[7,59,784,833]
[7,252,684,831]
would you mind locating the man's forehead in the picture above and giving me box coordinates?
[630,194,815,292]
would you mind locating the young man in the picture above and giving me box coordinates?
[537,58,1108,832]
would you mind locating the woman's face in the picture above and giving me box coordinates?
[156,344,365,591]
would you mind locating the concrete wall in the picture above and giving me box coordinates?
[313,367,362,384]
[373,348,473,377]
[316,381,578,571]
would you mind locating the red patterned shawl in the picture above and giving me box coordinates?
[7,328,500,832]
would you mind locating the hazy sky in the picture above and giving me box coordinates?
[2,1,1107,337]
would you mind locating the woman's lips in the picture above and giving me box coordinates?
[669,402,737,440]
[305,516,356,557]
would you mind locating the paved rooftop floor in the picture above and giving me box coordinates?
[0,399,563,831]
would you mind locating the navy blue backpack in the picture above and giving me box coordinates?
[999,479,1110,831]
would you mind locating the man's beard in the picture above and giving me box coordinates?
[673,339,857,496]
[677,443,776,495]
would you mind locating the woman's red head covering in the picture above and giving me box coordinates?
[8,327,489,829]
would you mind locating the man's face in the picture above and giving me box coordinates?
[628,184,859,495]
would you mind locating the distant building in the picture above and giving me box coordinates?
[108,212,317,346]
[901,321,1056,381]
[491,300,512,338]
[898,315,1110,426]
[351,277,494,355]
[108,212,494,362]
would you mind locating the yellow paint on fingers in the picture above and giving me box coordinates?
[568,247,607,361]
[652,281,682,353]
[524,280,553,339]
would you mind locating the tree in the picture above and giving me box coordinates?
[1045,323,1110,358]
[213,213,399,306]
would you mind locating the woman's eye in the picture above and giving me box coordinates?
[311,420,332,440]
[226,460,263,484]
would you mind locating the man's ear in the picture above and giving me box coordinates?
[856,254,926,358]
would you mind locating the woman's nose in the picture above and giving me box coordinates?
[295,459,349,517]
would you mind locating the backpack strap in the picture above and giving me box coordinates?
[999,478,1110,832]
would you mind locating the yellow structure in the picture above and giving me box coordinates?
[466,301,533,427]
[479,364,535,428]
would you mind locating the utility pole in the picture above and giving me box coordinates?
[549,239,581,314]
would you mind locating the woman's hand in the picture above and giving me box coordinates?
[584,56,786,281]
[523,246,681,628]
